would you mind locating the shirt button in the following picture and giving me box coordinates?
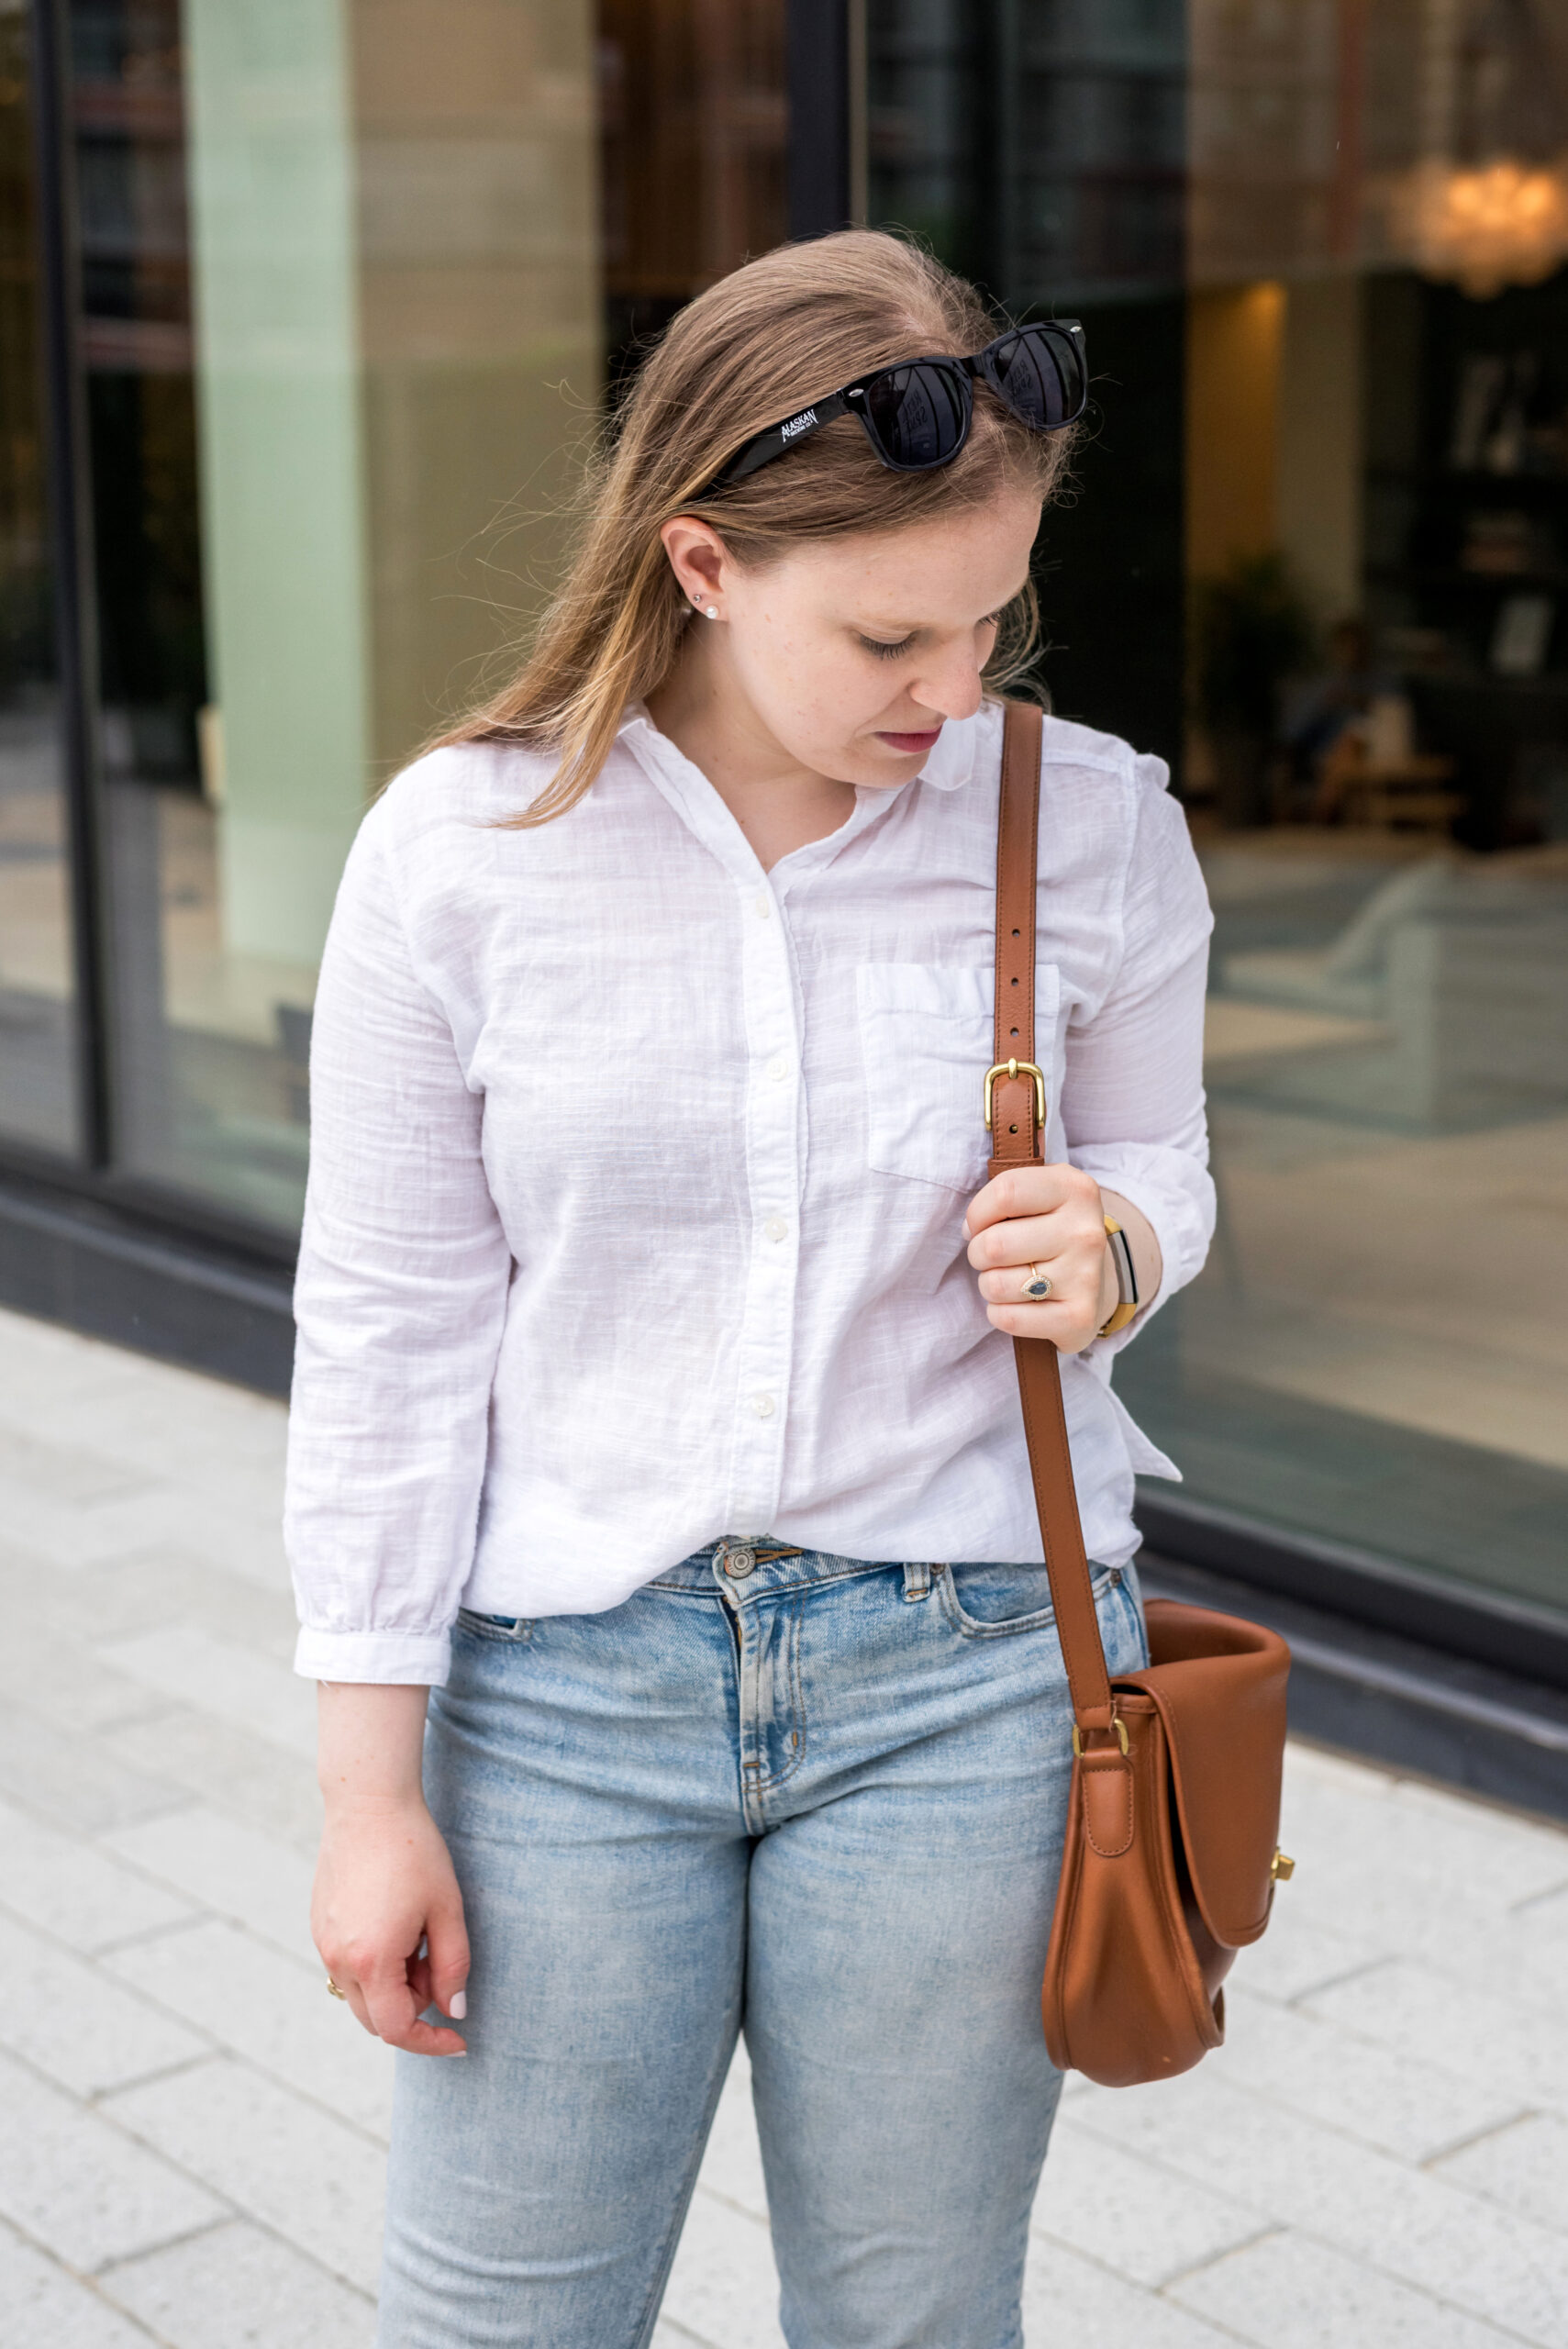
[753,892,771,920]
[751,1392,776,1419]
[767,1055,788,1083]
[764,1216,787,1242]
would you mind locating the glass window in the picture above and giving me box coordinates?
[871,0,1568,1624]
[0,0,77,1153]
[43,0,783,1238]
[56,0,606,1233]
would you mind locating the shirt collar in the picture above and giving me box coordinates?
[618,698,989,794]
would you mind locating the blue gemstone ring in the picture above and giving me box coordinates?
[1021,1265,1053,1300]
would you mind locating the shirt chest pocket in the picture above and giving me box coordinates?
[855,962,1060,1193]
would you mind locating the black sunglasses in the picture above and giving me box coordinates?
[706,320,1086,493]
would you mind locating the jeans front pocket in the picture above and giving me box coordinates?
[454,1608,535,1644]
[936,1559,1123,1641]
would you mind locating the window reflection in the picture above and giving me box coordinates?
[1146,0,1568,1617]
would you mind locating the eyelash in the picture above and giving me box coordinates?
[858,611,1006,662]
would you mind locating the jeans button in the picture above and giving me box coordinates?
[723,1545,756,1579]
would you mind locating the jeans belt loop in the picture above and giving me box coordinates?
[902,1559,932,1602]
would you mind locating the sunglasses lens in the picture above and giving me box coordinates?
[986,326,1085,429]
[862,362,971,469]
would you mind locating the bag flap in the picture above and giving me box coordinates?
[1117,1599,1291,1950]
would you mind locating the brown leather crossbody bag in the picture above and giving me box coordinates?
[988,699,1293,2087]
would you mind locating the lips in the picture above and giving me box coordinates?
[876,729,943,755]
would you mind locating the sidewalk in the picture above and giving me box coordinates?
[1,1302,1565,2349]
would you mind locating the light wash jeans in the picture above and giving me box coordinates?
[377,1540,1147,2349]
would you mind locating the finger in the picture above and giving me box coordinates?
[963,1166,1072,1239]
[966,1210,1073,1273]
[427,1899,472,2023]
[984,1298,1097,1347]
[976,1264,1090,1307]
[334,1974,384,2043]
[362,1963,468,2057]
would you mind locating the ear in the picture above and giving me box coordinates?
[660,516,730,615]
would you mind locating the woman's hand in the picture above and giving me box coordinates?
[964,1167,1160,1355]
[313,1682,469,2057]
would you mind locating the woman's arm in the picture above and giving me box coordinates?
[287,768,514,2052]
[313,1684,470,2055]
[964,760,1212,1348]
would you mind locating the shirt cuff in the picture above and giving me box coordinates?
[293,1623,452,1686]
[1072,1143,1216,1360]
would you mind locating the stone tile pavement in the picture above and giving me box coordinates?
[1,1300,1565,2348]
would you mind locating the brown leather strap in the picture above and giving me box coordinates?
[991,701,1116,1738]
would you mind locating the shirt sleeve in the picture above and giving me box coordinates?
[285,799,512,1686]
[1060,752,1216,1358]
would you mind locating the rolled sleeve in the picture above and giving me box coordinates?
[293,1623,455,1687]
[1062,762,1215,1359]
[284,791,512,1686]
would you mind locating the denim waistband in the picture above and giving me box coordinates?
[642,1538,1089,1603]
[647,1539,938,1600]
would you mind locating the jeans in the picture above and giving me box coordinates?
[377,1541,1148,2349]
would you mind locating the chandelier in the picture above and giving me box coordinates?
[1405,154,1568,297]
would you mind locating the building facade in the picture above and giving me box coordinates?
[5,0,1567,1801]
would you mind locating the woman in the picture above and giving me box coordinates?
[290,229,1214,2348]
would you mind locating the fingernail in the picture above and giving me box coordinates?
[450,1990,467,2021]
[961,1218,971,1239]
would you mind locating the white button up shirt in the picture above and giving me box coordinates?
[287,698,1214,1684]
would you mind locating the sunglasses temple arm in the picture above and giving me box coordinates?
[710,390,851,488]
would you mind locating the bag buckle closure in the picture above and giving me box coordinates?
[983,1058,1046,1132]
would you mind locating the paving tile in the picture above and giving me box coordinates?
[0,1909,207,2099]
[1225,1909,1390,2006]
[660,2188,785,2349]
[0,1419,151,1508]
[103,1709,322,1854]
[1069,2065,1568,2347]
[1019,2236,1241,2347]
[1168,2226,1525,2348]
[2,1545,300,1659]
[1302,1958,1568,2115]
[1273,1769,1568,1954]
[0,2047,226,2273]
[103,2217,376,2349]
[1032,2115,1267,2288]
[106,1916,394,2139]
[0,1794,192,1952]
[1430,2112,1568,2241]
[695,2047,769,2226]
[95,1627,317,1761]
[1219,1982,1525,2163]
[106,2055,386,2295]
[0,1702,183,1838]
[103,1805,317,1965]
[0,1616,170,1737]
[0,2216,158,2349]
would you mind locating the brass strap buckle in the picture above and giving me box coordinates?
[983,1058,1046,1132]
[1072,1715,1129,1758]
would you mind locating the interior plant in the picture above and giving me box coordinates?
[1191,551,1317,827]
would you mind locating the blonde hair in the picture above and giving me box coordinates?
[441,230,1075,825]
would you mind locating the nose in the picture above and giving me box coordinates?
[915,647,986,725]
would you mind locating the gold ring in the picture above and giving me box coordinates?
[326,1977,347,2000]
[1021,1264,1052,1300]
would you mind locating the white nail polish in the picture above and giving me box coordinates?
[450,1989,467,2020]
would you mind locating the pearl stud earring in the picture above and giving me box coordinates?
[705,606,718,618]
